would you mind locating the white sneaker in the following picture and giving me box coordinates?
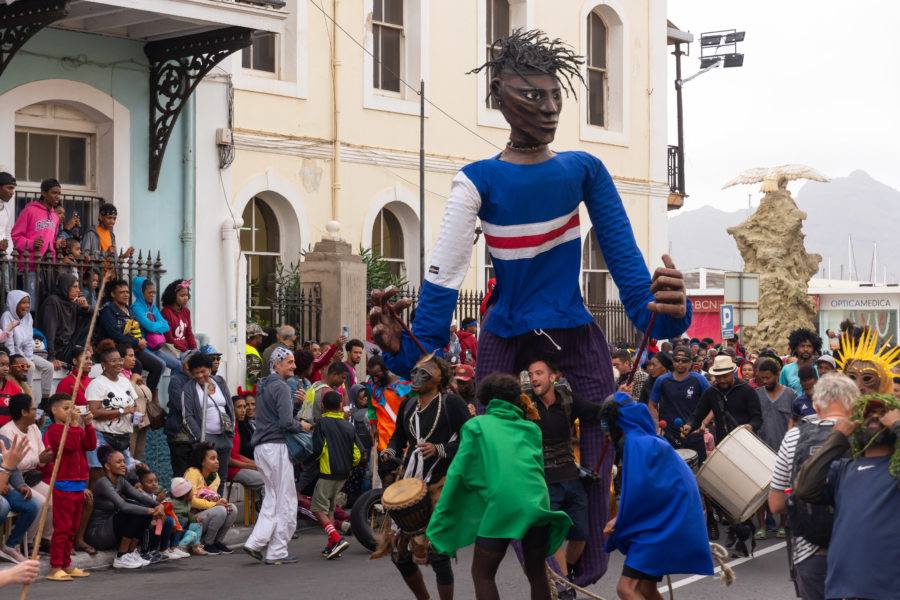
[130,550,150,567]
[0,544,26,564]
[168,548,190,559]
[113,553,142,569]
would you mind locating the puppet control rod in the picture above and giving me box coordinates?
[20,271,111,600]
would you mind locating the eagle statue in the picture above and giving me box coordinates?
[722,164,830,193]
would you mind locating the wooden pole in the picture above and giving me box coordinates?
[386,302,427,356]
[21,271,110,598]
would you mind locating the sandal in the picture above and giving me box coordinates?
[754,529,767,540]
[46,569,73,582]
[74,542,97,556]
[776,528,786,539]
[65,568,90,577]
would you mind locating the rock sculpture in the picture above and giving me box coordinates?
[723,165,829,353]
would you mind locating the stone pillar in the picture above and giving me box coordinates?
[300,239,367,347]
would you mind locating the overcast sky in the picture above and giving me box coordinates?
[666,0,900,214]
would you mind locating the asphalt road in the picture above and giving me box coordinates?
[15,530,797,600]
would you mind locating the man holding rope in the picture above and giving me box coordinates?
[369,29,690,589]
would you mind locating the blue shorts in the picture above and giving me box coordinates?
[548,478,588,542]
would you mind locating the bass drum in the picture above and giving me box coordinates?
[350,488,386,552]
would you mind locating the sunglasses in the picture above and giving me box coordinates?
[673,357,691,363]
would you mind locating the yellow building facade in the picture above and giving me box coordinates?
[226,0,672,325]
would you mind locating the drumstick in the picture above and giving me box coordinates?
[385,302,427,356]
[21,271,110,600]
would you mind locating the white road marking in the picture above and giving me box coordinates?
[657,542,788,593]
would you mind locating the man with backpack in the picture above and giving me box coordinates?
[768,374,856,600]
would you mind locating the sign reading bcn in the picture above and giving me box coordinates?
[827,297,893,309]
[693,297,723,313]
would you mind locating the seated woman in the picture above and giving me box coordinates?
[0,393,55,550]
[85,344,137,468]
[236,390,256,460]
[161,279,197,356]
[84,445,165,569]
[131,277,182,375]
[36,273,90,372]
[56,346,93,408]
[2,291,53,406]
[183,441,238,555]
[97,278,164,401]
[227,395,264,495]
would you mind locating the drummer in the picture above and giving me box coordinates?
[601,392,714,599]
[379,353,470,600]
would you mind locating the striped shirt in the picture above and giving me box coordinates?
[771,415,835,564]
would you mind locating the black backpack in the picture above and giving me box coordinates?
[785,419,837,547]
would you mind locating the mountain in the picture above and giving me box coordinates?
[667,171,900,282]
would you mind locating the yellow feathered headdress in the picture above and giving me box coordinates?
[837,329,900,386]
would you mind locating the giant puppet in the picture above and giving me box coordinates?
[369,30,691,588]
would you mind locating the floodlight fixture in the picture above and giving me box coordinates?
[700,34,722,46]
[723,31,745,43]
[699,57,721,69]
[723,53,744,68]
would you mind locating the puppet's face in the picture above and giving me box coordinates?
[844,359,891,395]
[411,360,440,394]
[491,73,562,145]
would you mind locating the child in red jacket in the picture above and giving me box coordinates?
[43,392,97,582]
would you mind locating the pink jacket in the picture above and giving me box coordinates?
[11,201,58,263]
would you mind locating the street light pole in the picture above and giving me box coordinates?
[673,42,686,197]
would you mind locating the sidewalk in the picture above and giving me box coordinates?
[1,520,321,577]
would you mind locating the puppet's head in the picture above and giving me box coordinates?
[837,329,900,395]
[469,29,584,146]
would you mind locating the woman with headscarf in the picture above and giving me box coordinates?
[131,276,182,375]
[2,291,53,406]
[36,273,90,371]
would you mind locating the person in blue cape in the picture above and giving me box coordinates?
[600,392,713,600]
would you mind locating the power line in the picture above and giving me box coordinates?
[308,0,503,151]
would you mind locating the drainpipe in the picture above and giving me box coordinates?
[182,94,196,301]
[222,217,243,390]
[331,0,340,224]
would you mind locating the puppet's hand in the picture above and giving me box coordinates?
[647,254,687,319]
[369,286,412,355]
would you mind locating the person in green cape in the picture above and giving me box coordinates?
[426,373,572,600]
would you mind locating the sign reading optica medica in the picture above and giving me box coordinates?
[827,297,893,309]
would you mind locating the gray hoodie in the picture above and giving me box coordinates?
[252,373,303,446]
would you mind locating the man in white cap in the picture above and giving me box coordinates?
[244,347,310,565]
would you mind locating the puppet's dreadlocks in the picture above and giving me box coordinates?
[469,29,585,102]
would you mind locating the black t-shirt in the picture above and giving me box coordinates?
[532,387,602,484]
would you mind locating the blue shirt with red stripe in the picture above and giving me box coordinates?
[384,151,692,378]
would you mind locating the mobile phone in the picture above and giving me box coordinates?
[341,325,350,338]
[78,405,88,415]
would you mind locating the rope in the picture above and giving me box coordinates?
[710,542,736,586]
[545,565,609,600]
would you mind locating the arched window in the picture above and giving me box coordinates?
[372,207,405,278]
[586,10,608,127]
[241,196,281,322]
[580,1,629,145]
[582,228,611,304]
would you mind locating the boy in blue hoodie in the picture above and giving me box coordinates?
[131,277,181,374]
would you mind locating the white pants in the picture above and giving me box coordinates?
[245,443,297,560]
[30,355,54,398]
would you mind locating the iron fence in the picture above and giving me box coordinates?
[0,248,165,315]
[394,286,639,347]
[271,285,322,345]
[587,301,641,347]
[394,287,486,328]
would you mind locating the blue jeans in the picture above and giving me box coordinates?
[0,488,40,547]
[151,348,182,375]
